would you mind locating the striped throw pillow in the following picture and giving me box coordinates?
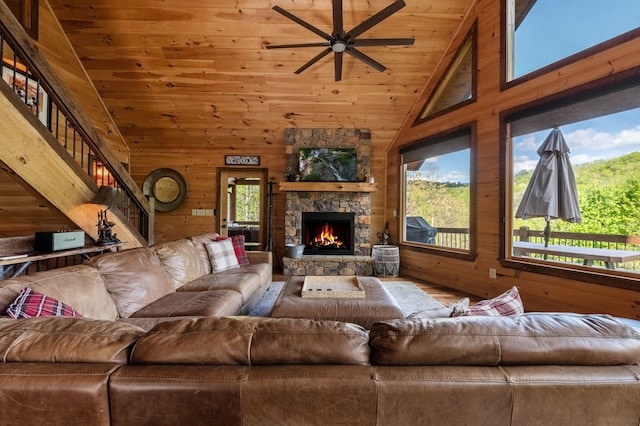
[205,239,240,272]
[450,286,524,317]
[5,287,81,319]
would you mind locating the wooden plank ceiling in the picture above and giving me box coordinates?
[0,0,473,238]
[48,0,472,150]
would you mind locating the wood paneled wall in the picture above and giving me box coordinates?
[387,0,640,319]
[44,0,475,252]
[129,130,388,261]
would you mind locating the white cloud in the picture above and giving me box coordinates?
[515,134,538,152]
[513,156,539,174]
[564,125,640,152]
[514,124,640,172]
[439,170,468,183]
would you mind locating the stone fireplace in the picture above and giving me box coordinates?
[282,128,374,276]
[285,191,371,255]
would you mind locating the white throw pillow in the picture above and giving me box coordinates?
[205,239,240,272]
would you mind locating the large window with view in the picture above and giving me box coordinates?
[505,0,639,82]
[505,76,640,281]
[400,128,473,255]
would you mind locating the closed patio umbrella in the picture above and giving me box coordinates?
[515,127,581,247]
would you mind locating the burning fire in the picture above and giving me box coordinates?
[312,223,344,248]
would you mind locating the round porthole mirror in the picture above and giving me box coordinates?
[143,168,188,212]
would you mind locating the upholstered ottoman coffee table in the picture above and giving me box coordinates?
[269,276,405,328]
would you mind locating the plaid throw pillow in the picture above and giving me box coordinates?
[450,286,524,317]
[205,239,240,272]
[5,287,81,319]
[216,235,250,266]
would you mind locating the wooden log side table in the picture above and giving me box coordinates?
[269,275,405,328]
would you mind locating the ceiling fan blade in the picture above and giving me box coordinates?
[346,0,407,39]
[266,42,330,49]
[345,47,387,72]
[294,48,333,74]
[334,51,343,81]
[273,6,332,41]
[352,38,415,47]
[332,0,344,38]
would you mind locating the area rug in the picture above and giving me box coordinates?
[247,280,443,317]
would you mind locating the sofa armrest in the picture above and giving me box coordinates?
[247,251,272,265]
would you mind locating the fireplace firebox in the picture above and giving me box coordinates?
[302,212,355,255]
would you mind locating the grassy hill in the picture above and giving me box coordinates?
[515,151,640,191]
[410,151,640,235]
[513,151,640,235]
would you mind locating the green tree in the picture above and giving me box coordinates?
[235,184,260,222]
[406,171,469,228]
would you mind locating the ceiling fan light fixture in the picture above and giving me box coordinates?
[331,41,347,52]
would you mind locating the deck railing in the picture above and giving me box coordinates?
[426,226,640,271]
[0,24,151,242]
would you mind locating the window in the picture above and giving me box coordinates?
[218,169,266,248]
[503,72,640,284]
[414,24,477,124]
[400,127,474,256]
[505,0,640,82]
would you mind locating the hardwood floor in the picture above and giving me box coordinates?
[272,272,481,305]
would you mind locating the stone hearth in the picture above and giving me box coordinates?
[283,255,373,276]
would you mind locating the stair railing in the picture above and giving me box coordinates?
[0,16,151,243]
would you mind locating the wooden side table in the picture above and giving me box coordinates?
[0,243,125,280]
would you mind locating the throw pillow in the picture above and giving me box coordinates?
[205,239,240,272]
[5,287,81,319]
[408,297,470,319]
[450,286,524,317]
[216,235,250,266]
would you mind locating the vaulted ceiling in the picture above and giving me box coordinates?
[47,0,473,151]
[0,0,475,238]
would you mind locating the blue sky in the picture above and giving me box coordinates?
[422,0,640,183]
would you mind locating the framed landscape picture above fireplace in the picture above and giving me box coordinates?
[298,148,357,182]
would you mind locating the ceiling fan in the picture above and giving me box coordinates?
[266,0,414,81]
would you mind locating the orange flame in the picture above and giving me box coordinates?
[313,223,343,248]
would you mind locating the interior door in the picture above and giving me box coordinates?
[218,168,267,250]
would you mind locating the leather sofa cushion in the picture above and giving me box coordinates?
[370,313,640,366]
[0,363,119,425]
[0,317,144,364]
[129,290,243,318]
[246,250,273,267]
[131,317,370,365]
[189,233,220,275]
[155,239,208,289]
[177,268,262,303]
[0,265,119,321]
[86,248,175,318]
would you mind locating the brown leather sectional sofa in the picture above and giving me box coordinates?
[0,313,639,425]
[0,233,272,329]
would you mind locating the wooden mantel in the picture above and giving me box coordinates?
[278,182,378,192]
